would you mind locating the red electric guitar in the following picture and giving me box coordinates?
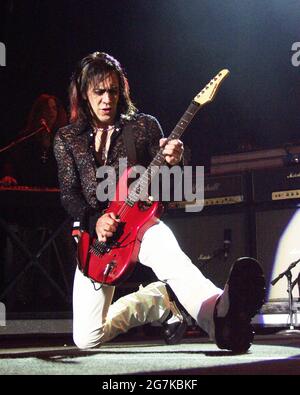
[77,69,230,285]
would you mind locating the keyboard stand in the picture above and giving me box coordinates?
[0,216,72,305]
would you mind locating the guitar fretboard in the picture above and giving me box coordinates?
[128,101,201,204]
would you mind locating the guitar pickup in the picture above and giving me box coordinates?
[91,240,111,254]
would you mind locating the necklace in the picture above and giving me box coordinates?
[94,124,115,134]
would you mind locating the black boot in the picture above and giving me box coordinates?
[214,257,266,353]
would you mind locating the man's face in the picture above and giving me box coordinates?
[86,72,120,127]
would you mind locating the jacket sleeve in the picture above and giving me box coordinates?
[53,129,99,230]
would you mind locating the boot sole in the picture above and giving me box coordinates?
[215,257,266,352]
[228,257,266,320]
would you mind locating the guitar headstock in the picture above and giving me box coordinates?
[193,69,230,106]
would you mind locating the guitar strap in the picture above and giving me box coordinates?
[122,122,137,165]
[72,123,137,242]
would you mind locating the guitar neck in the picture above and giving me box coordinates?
[128,101,201,203]
[152,101,201,167]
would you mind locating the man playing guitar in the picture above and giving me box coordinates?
[54,52,265,352]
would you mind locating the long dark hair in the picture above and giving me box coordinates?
[24,94,68,134]
[69,52,137,123]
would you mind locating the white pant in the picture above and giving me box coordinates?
[73,221,222,349]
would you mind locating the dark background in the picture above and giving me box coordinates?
[1,0,300,166]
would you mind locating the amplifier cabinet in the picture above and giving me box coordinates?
[169,172,249,210]
[166,172,250,288]
[164,207,250,289]
[252,165,300,203]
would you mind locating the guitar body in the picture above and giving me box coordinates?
[77,167,164,285]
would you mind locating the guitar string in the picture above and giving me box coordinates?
[94,76,226,264]
[108,111,197,220]
[102,104,200,231]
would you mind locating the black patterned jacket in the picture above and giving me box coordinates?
[53,113,163,231]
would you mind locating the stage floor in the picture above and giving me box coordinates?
[0,332,300,375]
